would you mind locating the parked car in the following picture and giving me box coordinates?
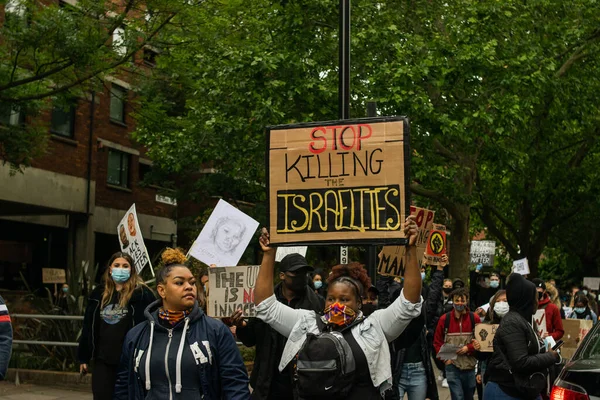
[551,322,600,400]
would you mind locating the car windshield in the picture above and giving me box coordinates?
[575,327,600,360]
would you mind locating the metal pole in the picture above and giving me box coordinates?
[367,101,377,284]
[339,0,350,120]
[339,0,351,265]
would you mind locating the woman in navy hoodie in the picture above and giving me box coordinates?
[114,248,250,400]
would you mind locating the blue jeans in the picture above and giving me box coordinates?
[397,362,427,400]
[445,364,476,400]
[484,381,542,400]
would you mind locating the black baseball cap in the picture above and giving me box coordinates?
[532,278,546,291]
[279,253,314,273]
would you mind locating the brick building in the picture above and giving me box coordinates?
[0,2,177,291]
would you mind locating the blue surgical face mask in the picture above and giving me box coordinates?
[490,280,499,289]
[454,304,466,312]
[421,272,426,281]
[583,290,589,296]
[574,307,586,314]
[314,281,323,289]
[62,287,69,293]
[112,267,131,283]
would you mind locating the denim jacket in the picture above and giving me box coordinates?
[256,289,422,395]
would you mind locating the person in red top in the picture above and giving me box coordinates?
[532,278,564,341]
[434,288,481,400]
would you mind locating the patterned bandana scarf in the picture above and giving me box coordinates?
[158,308,192,326]
[323,302,357,327]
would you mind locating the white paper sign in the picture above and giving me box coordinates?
[583,277,600,290]
[470,240,496,266]
[534,309,547,338]
[189,200,259,267]
[118,204,152,275]
[275,246,308,262]
[512,258,530,275]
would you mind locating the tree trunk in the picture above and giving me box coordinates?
[449,204,471,284]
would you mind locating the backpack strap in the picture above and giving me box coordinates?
[444,312,451,339]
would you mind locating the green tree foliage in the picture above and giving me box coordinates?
[135,0,600,281]
[0,0,194,168]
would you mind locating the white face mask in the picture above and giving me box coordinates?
[494,302,509,317]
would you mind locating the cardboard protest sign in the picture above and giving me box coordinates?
[377,206,435,276]
[533,309,547,338]
[118,204,152,275]
[475,323,498,352]
[267,117,410,246]
[42,268,66,284]
[470,240,496,266]
[425,229,446,261]
[275,246,308,262]
[512,258,530,275]
[561,319,594,359]
[207,265,260,317]
[583,277,600,290]
[189,200,259,267]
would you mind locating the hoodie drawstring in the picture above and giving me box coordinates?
[175,317,190,393]
[145,321,155,390]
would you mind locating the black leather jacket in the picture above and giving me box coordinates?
[485,310,559,398]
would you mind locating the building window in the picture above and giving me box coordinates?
[139,162,152,183]
[107,150,130,188]
[110,85,126,123]
[50,101,76,137]
[143,48,158,67]
[112,26,126,56]
[0,105,24,126]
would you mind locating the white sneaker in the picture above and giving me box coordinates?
[442,378,449,388]
[437,373,443,382]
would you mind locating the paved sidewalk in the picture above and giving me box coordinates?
[0,378,456,400]
[0,382,92,400]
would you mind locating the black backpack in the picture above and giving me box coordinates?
[294,317,359,399]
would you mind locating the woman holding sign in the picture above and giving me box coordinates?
[253,216,423,399]
[113,248,250,400]
[78,252,155,400]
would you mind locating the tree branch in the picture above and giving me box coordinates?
[432,138,460,163]
[1,12,178,102]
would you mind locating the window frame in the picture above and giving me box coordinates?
[50,100,76,138]
[109,84,127,124]
[107,150,130,188]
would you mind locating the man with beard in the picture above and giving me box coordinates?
[228,253,324,400]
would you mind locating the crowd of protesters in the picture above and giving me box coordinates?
[0,218,598,400]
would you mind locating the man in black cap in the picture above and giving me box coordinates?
[228,253,323,400]
[532,278,564,341]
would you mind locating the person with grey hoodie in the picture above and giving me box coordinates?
[114,249,250,400]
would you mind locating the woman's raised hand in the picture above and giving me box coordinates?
[259,227,274,253]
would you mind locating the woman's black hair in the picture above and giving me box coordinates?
[575,294,589,306]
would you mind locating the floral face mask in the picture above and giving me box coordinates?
[323,302,357,327]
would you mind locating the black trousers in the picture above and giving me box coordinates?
[92,359,118,400]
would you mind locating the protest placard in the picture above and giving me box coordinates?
[534,309,547,338]
[583,277,600,290]
[189,200,259,267]
[512,258,530,275]
[475,324,499,352]
[275,246,308,262]
[208,265,260,318]
[42,268,66,284]
[118,204,152,275]
[377,206,435,276]
[425,229,446,262]
[561,319,594,359]
[267,117,410,246]
[470,240,496,266]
